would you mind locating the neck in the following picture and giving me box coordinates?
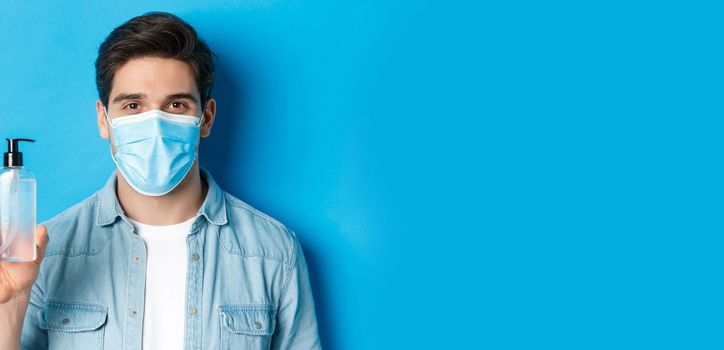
[116,163,208,226]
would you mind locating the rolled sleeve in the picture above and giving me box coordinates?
[272,235,321,349]
[20,275,47,349]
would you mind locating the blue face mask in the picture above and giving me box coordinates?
[104,108,203,196]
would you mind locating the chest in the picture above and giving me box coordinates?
[38,229,288,349]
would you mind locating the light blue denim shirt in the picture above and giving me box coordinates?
[20,168,321,350]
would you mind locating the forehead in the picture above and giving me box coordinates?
[109,57,199,101]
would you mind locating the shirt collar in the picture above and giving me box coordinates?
[95,167,228,227]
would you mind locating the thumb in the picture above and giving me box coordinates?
[35,224,48,264]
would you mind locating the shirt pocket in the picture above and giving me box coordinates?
[219,304,276,350]
[38,301,108,350]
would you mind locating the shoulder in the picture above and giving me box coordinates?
[41,191,111,257]
[217,192,300,266]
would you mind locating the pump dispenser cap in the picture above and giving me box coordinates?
[3,138,35,167]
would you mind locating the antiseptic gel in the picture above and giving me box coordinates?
[0,138,36,262]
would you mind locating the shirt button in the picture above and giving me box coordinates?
[62,318,70,325]
[191,253,200,261]
[130,308,138,317]
[189,306,197,315]
[254,321,263,329]
[132,255,140,263]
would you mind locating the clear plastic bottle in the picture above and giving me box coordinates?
[0,138,36,262]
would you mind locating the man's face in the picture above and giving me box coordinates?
[96,56,216,147]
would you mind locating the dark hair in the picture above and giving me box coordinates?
[95,12,215,107]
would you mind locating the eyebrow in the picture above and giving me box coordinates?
[166,93,199,104]
[111,92,199,105]
[112,92,147,104]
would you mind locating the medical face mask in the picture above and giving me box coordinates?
[104,108,203,196]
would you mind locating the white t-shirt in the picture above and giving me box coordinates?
[128,216,195,350]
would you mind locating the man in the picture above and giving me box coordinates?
[0,12,320,350]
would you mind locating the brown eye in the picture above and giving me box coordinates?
[167,101,189,113]
[127,103,139,110]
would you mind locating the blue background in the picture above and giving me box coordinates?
[1,1,722,349]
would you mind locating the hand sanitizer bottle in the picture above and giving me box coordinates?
[0,138,36,262]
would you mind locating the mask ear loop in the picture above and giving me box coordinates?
[103,106,114,141]
[198,108,206,127]
[192,108,207,169]
[103,106,121,165]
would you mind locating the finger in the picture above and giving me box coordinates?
[35,224,48,263]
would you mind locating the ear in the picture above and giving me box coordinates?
[200,98,217,138]
[96,100,110,139]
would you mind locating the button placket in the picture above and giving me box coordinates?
[185,226,206,349]
[124,228,147,349]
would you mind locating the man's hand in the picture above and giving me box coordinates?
[0,225,49,303]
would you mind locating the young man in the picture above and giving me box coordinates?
[0,12,320,350]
